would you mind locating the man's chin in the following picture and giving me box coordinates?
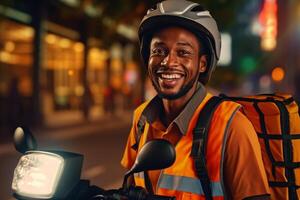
[157,90,187,100]
[151,77,197,100]
[157,92,180,100]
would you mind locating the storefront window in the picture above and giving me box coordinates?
[0,19,33,95]
[88,47,108,111]
[0,19,34,127]
[43,33,84,111]
[110,43,123,90]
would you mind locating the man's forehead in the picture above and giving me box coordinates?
[151,39,196,49]
[150,30,199,50]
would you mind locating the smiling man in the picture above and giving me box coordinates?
[121,0,270,199]
[149,27,203,98]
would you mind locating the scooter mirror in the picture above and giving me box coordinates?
[127,139,176,175]
[13,127,37,154]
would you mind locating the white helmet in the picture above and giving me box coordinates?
[139,0,221,84]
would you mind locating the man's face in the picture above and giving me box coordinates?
[148,27,206,100]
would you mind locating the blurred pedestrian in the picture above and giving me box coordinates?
[103,85,115,115]
[8,77,22,132]
[294,73,300,105]
[82,86,92,120]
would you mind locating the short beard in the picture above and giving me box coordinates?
[151,73,199,100]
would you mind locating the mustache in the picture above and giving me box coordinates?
[155,66,186,74]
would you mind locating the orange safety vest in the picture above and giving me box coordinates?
[133,94,241,200]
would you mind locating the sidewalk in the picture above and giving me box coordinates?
[0,110,133,155]
[38,110,133,140]
[42,108,133,130]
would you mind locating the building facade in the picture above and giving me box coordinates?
[0,0,142,135]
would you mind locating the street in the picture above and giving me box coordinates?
[0,114,132,200]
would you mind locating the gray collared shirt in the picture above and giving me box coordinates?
[141,83,207,135]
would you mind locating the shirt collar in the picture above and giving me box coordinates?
[141,83,207,135]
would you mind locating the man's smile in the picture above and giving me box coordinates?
[155,69,186,88]
[159,73,182,80]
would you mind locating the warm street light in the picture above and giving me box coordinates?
[271,67,285,82]
[4,41,15,52]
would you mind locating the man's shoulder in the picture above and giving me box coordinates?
[133,100,151,115]
[227,109,257,139]
[133,95,162,120]
[203,95,242,116]
[230,109,252,126]
[131,100,154,125]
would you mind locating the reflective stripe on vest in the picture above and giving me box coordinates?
[135,171,223,196]
[134,172,146,188]
[158,174,223,196]
[135,172,144,178]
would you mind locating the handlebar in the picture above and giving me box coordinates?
[87,185,175,200]
[127,186,175,200]
[146,194,176,200]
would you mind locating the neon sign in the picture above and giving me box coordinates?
[259,0,278,51]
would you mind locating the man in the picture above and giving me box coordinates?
[121,0,270,199]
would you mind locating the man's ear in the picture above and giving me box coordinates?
[199,55,207,73]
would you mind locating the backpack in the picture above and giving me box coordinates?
[133,93,300,199]
[200,93,300,199]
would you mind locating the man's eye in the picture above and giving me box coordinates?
[178,49,191,56]
[151,48,166,56]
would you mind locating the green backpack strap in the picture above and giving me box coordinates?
[131,115,147,151]
[130,114,154,194]
[191,96,224,200]
[297,99,300,117]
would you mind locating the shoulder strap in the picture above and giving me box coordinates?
[191,96,224,200]
[131,115,147,151]
[297,100,300,117]
[131,114,154,194]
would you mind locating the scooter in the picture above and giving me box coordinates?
[11,126,176,200]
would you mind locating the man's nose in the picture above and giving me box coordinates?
[161,51,178,67]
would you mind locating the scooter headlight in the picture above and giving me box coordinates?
[12,151,64,199]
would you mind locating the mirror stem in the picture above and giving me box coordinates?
[122,172,131,190]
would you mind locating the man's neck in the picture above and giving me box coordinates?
[161,84,198,126]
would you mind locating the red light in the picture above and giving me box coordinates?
[259,0,278,51]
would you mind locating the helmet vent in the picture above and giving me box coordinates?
[149,4,157,12]
[190,5,206,12]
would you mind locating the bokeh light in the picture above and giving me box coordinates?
[271,67,285,82]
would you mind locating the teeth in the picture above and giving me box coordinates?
[160,74,182,79]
